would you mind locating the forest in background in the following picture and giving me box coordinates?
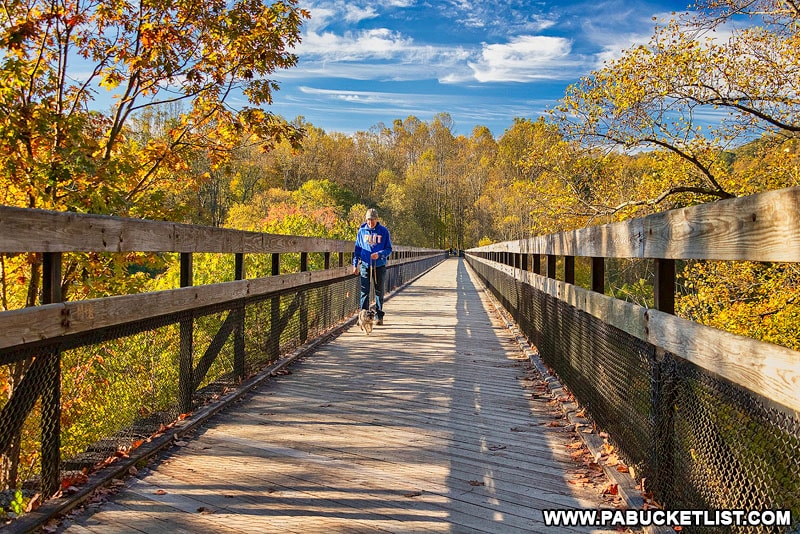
[1,0,798,497]
[1,0,797,358]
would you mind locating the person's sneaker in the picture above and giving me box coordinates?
[376,318,383,325]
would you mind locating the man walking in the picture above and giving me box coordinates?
[352,208,393,325]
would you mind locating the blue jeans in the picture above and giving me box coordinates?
[359,263,386,319]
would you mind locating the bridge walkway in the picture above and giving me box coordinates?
[55,258,621,533]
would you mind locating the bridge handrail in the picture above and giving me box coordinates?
[0,206,440,353]
[466,186,800,415]
[0,205,433,255]
[469,186,800,262]
[0,205,446,503]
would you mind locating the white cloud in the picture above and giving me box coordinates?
[594,33,653,66]
[299,86,412,105]
[469,35,579,82]
[341,4,379,23]
[298,28,414,60]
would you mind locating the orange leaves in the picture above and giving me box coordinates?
[60,472,89,490]
[602,483,619,496]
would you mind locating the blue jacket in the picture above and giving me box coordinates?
[353,222,392,268]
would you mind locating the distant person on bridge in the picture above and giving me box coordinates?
[352,208,393,325]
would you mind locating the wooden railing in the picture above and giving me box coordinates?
[467,187,800,414]
[0,206,445,500]
[0,207,438,352]
[466,186,800,521]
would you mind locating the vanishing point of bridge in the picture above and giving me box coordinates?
[52,258,619,533]
[1,187,799,533]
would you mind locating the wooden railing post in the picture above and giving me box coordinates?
[546,255,557,279]
[655,259,675,315]
[299,252,308,343]
[564,256,575,285]
[234,253,245,381]
[591,257,605,294]
[41,252,62,498]
[179,253,194,414]
[269,253,280,361]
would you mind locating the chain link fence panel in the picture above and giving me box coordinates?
[467,256,800,534]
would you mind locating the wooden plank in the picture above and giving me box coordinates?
[0,268,347,351]
[0,205,351,253]
[0,205,440,255]
[470,255,800,415]
[646,309,800,416]
[54,259,615,534]
[473,186,800,262]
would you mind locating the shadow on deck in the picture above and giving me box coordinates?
[54,259,622,534]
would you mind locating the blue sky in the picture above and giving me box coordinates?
[267,0,697,137]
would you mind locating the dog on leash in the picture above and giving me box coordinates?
[357,308,375,335]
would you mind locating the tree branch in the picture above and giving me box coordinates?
[606,185,734,215]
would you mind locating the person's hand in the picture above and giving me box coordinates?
[352,265,358,275]
[370,252,379,260]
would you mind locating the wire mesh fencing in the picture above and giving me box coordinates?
[0,253,444,511]
[467,256,800,534]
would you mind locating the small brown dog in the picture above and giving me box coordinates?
[357,308,375,335]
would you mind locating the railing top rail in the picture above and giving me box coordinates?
[468,186,800,262]
[0,206,437,255]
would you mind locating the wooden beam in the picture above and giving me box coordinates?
[0,206,441,256]
[471,255,800,415]
[471,187,800,262]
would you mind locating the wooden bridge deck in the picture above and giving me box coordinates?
[56,258,620,533]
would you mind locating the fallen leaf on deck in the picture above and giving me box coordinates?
[602,484,619,495]
[468,480,485,486]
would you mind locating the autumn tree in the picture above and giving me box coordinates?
[0,0,308,489]
[552,0,799,211]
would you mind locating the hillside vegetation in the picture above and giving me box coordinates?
[1,0,798,497]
